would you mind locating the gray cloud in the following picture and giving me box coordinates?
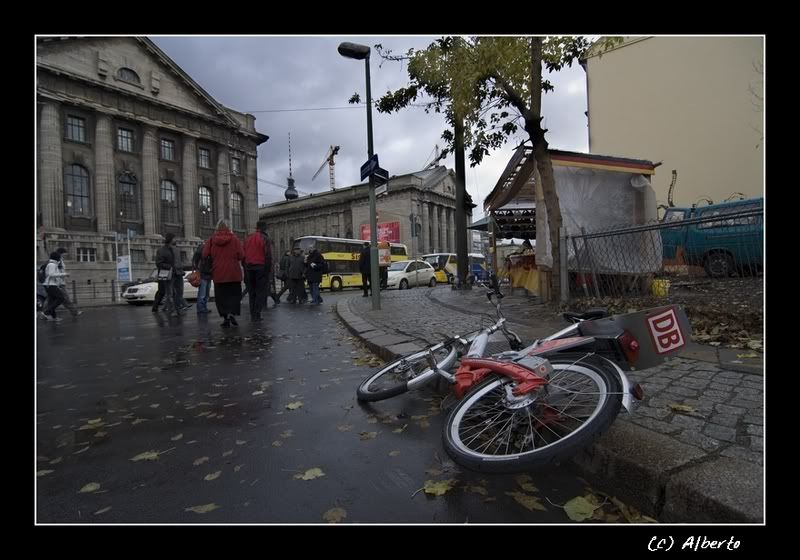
[150,36,589,214]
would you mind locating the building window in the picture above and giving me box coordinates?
[118,173,139,221]
[198,148,211,169]
[117,67,141,85]
[160,138,175,161]
[231,157,241,176]
[65,164,91,216]
[117,128,134,152]
[160,180,180,223]
[65,115,86,142]
[199,186,214,228]
[77,248,96,262]
[231,191,244,230]
[131,249,147,264]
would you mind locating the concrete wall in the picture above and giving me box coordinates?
[585,36,764,208]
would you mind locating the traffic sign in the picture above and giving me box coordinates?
[375,183,388,197]
[360,154,379,181]
[373,166,389,186]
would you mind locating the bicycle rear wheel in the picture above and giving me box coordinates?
[356,342,458,402]
[442,354,622,472]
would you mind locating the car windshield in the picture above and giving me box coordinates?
[388,262,407,271]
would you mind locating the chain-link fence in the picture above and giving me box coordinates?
[565,207,763,300]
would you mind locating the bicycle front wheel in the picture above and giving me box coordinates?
[442,355,622,473]
[356,342,458,402]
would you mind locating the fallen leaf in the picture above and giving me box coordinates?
[204,471,222,481]
[319,369,329,372]
[49,457,63,465]
[185,503,220,514]
[171,434,183,441]
[272,441,283,447]
[236,440,246,445]
[286,402,304,410]
[130,450,160,462]
[564,496,598,521]
[37,470,54,477]
[736,352,760,359]
[280,430,294,438]
[252,391,264,396]
[93,506,112,515]
[467,485,488,495]
[234,465,243,472]
[669,404,696,413]
[423,479,457,496]
[392,424,408,434]
[359,431,377,440]
[87,418,103,425]
[79,482,101,493]
[506,491,547,511]
[222,450,233,457]
[131,418,148,425]
[294,468,325,481]
[337,425,353,432]
[389,451,400,457]
[322,507,347,523]
[193,456,210,466]
[515,474,539,493]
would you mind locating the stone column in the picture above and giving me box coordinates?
[141,125,160,236]
[421,200,430,254]
[182,136,197,239]
[39,100,64,230]
[431,204,440,252]
[217,148,230,225]
[247,154,258,232]
[94,114,114,233]
[447,207,455,253]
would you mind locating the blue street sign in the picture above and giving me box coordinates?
[373,166,389,187]
[360,154,379,181]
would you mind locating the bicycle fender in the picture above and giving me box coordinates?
[454,358,549,399]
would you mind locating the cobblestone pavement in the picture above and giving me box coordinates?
[345,287,764,467]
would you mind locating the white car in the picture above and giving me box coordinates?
[385,260,437,289]
[122,269,215,304]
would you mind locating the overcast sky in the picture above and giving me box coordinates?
[149,36,591,217]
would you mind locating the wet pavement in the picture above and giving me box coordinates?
[36,293,632,524]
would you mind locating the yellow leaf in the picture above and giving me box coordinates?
[222,450,233,457]
[322,507,347,523]
[389,451,401,457]
[505,491,547,512]
[185,503,220,514]
[468,485,488,495]
[393,424,408,434]
[359,431,377,440]
[79,482,101,493]
[669,404,696,413]
[564,496,598,521]
[37,469,54,477]
[294,468,325,481]
[337,425,353,432]
[87,418,103,425]
[130,450,160,462]
[193,456,210,466]
[423,479,458,496]
[170,433,183,441]
[737,352,760,359]
[93,506,112,515]
[286,401,304,410]
[204,471,222,481]
[236,440,247,445]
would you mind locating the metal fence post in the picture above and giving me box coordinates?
[559,226,569,303]
[581,227,602,299]
[111,279,117,303]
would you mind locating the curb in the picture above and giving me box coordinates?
[334,294,763,523]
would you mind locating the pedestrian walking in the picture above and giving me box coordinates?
[274,249,291,303]
[41,247,83,318]
[243,221,273,322]
[40,251,68,321]
[203,219,244,327]
[153,233,178,314]
[192,240,212,314]
[358,242,371,297]
[286,246,307,304]
[169,236,191,312]
[305,247,327,305]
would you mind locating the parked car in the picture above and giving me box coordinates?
[385,260,437,289]
[122,269,215,304]
[660,197,763,277]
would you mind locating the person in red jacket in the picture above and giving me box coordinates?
[203,219,244,327]
[242,220,273,322]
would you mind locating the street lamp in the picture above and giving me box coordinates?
[338,41,380,311]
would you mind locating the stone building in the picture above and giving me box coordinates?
[259,166,472,259]
[36,37,268,298]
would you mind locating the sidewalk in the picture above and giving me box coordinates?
[335,286,764,523]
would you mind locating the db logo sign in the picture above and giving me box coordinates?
[646,307,685,354]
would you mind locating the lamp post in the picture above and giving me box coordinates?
[338,41,380,310]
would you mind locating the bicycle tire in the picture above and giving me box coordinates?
[442,354,622,473]
[356,342,458,402]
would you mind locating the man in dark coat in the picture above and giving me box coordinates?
[286,247,307,304]
[305,248,327,305]
[358,242,371,297]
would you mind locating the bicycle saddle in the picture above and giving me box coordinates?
[562,307,609,323]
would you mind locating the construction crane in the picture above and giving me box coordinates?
[312,145,340,190]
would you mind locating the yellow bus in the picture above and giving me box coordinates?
[293,236,408,291]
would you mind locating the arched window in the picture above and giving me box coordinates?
[198,186,214,227]
[160,180,179,223]
[118,172,139,220]
[230,191,244,230]
[117,67,141,85]
[65,164,90,216]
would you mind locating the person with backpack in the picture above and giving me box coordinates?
[242,221,273,322]
[192,240,212,314]
[39,251,68,321]
[305,247,327,305]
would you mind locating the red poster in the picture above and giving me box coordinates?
[360,221,399,242]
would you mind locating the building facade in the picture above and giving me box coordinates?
[36,37,268,293]
[259,166,469,258]
[583,36,764,208]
